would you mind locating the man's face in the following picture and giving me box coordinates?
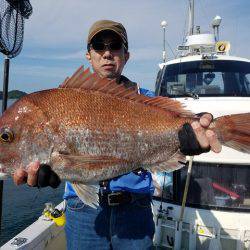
[86,31,129,79]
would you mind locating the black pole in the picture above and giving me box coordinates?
[0,180,2,234]
[2,58,9,113]
[0,57,10,233]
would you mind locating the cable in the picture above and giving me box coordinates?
[166,40,176,59]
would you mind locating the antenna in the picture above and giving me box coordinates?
[161,20,167,62]
[188,0,195,35]
[212,15,222,41]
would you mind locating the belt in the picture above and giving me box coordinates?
[99,191,151,206]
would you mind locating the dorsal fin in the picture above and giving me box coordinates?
[59,66,194,117]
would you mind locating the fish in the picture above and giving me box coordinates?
[0,65,249,206]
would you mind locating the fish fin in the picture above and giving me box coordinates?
[214,113,250,153]
[52,152,127,170]
[71,183,99,208]
[59,66,92,88]
[60,76,70,87]
[150,151,186,173]
[60,66,194,117]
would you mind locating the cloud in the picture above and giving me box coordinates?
[23,50,84,60]
[0,0,249,93]
[9,63,79,92]
[23,47,161,63]
[130,47,162,62]
[24,0,186,49]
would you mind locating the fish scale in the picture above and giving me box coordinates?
[0,87,185,176]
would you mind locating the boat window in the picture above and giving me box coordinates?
[156,60,250,97]
[153,162,250,211]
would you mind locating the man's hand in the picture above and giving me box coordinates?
[13,161,61,188]
[178,113,222,155]
[13,161,40,186]
[192,113,221,153]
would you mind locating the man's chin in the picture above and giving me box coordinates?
[100,71,118,79]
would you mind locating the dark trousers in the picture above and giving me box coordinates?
[65,195,155,250]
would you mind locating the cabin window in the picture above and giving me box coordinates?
[155,60,250,97]
[153,163,250,211]
[243,73,250,94]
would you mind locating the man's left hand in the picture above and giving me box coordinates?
[192,113,221,153]
[178,113,222,155]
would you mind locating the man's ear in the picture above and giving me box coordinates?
[124,51,130,64]
[86,51,91,62]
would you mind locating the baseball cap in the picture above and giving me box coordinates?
[87,20,128,49]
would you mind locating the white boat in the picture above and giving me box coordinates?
[1,1,250,249]
[152,0,250,249]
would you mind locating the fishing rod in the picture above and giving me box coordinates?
[0,0,32,233]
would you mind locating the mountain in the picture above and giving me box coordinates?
[0,90,27,99]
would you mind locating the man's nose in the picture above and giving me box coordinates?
[103,49,113,59]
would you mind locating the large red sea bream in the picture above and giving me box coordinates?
[0,66,249,206]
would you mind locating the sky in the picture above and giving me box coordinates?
[0,0,250,93]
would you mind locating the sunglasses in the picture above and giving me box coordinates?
[90,41,125,52]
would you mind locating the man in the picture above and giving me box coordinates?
[14,20,221,249]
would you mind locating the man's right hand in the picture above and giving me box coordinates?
[13,161,40,186]
[13,161,61,189]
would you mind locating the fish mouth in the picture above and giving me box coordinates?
[0,173,8,180]
[0,165,8,180]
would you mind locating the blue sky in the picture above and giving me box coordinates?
[0,0,250,92]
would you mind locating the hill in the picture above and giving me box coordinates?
[0,90,27,99]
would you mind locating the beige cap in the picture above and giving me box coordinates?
[87,20,128,47]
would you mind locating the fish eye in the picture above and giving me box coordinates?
[0,129,14,143]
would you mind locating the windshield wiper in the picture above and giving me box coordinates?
[182,91,199,99]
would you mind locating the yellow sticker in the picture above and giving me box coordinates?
[216,41,230,53]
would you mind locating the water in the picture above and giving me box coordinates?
[0,178,64,246]
[0,99,65,246]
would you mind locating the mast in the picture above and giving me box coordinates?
[188,0,194,35]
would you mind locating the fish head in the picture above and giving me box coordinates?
[0,96,53,175]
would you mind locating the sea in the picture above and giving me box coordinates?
[0,99,65,246]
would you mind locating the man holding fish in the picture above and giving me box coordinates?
[12,20,223,249]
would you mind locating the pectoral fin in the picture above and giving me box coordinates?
[52,153,129,208]
[71,183,99,208]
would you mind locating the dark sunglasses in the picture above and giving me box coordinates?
[90,41,125,52]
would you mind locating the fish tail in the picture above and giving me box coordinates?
[214,113,250,153]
